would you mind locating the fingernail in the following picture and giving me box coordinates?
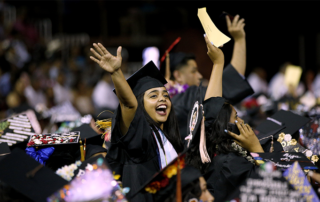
[235,120,238,123]
[211,42,214,45]
[308,171,314,177]
[204,34,206,37]
[224,129,228,133]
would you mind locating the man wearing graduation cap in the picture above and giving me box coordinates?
[169,14,254,139]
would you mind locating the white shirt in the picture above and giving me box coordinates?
[24,86,46,108]
[152,128,178,169]
[247,72,268,95]
[92,80,119,110]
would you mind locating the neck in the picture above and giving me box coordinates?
[159,124,164,130]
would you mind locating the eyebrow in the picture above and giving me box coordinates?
[147,90,168,95]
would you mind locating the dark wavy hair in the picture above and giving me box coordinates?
[187,101,237,173]
[136,93,184,154]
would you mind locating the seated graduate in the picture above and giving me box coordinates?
[171,15,254,139]
[186,34,264,202]
[89,43,184,202]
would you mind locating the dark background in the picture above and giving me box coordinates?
[7,0,320,81]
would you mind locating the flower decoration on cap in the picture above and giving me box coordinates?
[311,155,319,163]
[56,161,82,181]
[145,154,186,194]
[277,132,285,143]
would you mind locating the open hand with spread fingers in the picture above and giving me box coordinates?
[226,119,264,153]
[90,43,122,74]
[226,14,245,41]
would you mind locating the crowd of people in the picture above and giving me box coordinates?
[1,4,320,202]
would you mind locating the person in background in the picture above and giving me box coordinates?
[268,62,305,100]
[247,67,268,96]
[92,72,119,113]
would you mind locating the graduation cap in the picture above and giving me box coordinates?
[113,61,167,97]
[0,149,68,202]
[184,83,222,164]
[252,152,318,171]
[0,142,10,161]
[132,153,202,202]
[256,110,311,152]
[227,162,305,202]
[71,123,103,146]
[0,110,41,149]
[283,161,320,201]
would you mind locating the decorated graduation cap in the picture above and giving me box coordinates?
[184,83,221,163]
[256,110,311,152]
[0,110,41,149]
[227,161,305,202]
[133,153,202,202]
[252,152,318,171]
[113,61,167,96]
[0,149,68,202]
[49,154,128,202]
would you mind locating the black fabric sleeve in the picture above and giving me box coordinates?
[222,63,254,105]
[108,105,155,163]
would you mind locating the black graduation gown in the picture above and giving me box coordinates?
[172,64,254,140]
[106,105,164,202]
[205,153,257,202]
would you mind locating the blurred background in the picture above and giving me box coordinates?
[0,0,319,119]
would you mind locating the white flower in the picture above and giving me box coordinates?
[284,134,292,142]
[76,161,82,166]
[306,150,313,157]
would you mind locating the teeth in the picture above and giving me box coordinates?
[157,105,167,109]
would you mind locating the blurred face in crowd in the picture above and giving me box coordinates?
[174,59,203,86]
[143,87,171,129]
[199,177,214,202]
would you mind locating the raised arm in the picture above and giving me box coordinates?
[204,35,225,100]
[90,43,137,135]
[227,15,246,76]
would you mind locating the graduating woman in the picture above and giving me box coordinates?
[186,35,264,202]
[90,43,184,202]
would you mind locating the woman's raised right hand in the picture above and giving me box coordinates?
[90,43,122,74]
[204,34,224,65]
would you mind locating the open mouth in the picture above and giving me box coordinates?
[156,104,167,116]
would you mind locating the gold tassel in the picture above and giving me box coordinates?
[79,139,85,162]
[269,136,274,153]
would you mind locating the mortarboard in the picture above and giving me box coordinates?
[252,152,318,171]
[0,142,10,161]
[0,149,68,202]
[113,61,167,97]
[256,110,311,152]
[132,153,202,202]
[0,110,41,149]
[168,52,195,73]
[71,123,103,146]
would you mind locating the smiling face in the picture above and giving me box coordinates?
[143,87,171,129]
